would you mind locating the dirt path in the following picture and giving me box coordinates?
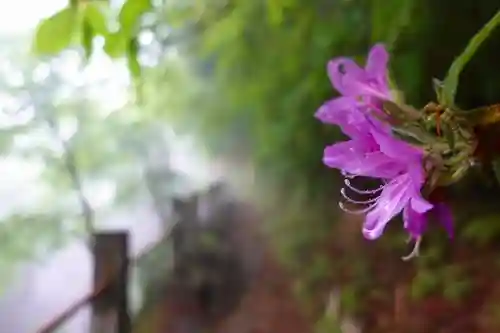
[210,201,312,333]
[133,201,313,333]
[135,246,312,333]
[213,249,312,333]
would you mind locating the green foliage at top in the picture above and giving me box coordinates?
[441,9,500,106]
[140,0,426,200]
[26,0,500,327]
[0,35,193,295]
[33,7,79,55]
[29,0,441,201]
[28,0,500,216]
[32,0,153,79]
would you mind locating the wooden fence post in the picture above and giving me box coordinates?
[91,232,131,333]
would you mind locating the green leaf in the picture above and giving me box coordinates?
[432,78,444,103]
[104,31,127,58]
[32,7,78,55]
[119,0,152,36]
[266,0,286,26]
[442,122,455,150]
[84,3,109,36]
[127,38,141,79]
[82,21,94,60]
[441,10,500,106]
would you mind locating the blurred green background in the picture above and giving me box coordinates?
[8,0,500,331]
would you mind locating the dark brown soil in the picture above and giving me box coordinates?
[213,249,313,333]
[133,202,313,333]
[135,202,500,333]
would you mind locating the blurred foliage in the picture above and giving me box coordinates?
[33,0,154,79]
[26,0,500,329]
[0,33,194,296]
[32,0,430,197]
[314,312,343,333]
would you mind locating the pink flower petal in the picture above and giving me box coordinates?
[323,140,370,169]
[366,44,389,83]
[409,195,433,213]
[341,76,390,100]
[327,58,365,96]
[315,96,357,124]
[370,127,423,160]
[362,174,412,239]
[403,206,427,238]
[434,203,454,238]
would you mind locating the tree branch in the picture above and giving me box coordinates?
[46,119,95,237]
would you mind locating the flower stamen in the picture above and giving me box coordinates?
[339,177,386,215]
[344,179,384,194]
[401,236,422,261]
[340,188,379,205]
[341,170,357,178]
[339,202,376,214]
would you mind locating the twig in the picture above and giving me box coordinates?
[60,137,95,236]
[46,119,95,238]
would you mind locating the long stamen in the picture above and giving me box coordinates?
[339,202,376,215]
[344,179,384,194]
[401,237,422,261]
[341,170,356,179]
[340,188,378,205]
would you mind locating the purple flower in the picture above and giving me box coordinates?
[316,44,454,259]
[400,202,454,260]
[332,127,433,241]
[315,44,392,136]
[327,126,455,259]
[404,202,454,239]
[324,124,422,178]
[328,43,391,101]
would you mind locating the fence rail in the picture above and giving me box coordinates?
[36,186,226,333]
[37,222,179,333]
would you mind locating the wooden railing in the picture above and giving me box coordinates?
[36,208,185,333]
[37,232,137,333]
[35,186,227,333]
